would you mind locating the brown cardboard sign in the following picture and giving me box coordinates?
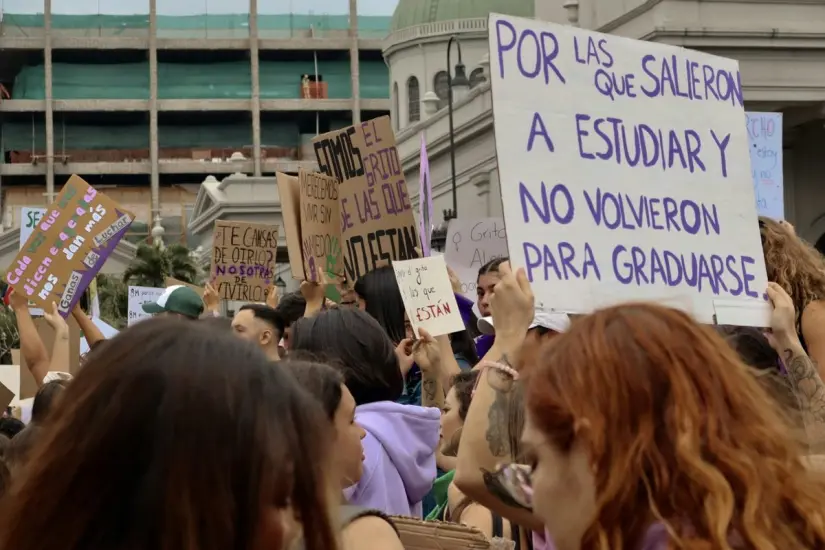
[312,116,420,282]
[299,169,343,284]
[276,172,305,280]
[210,220,279,302]
[164,278,204,297]
[0,381,13,410]
[391,516,490,550]
[5,175,134,317]
[13,314,81,399]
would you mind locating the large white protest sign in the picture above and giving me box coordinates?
[747,112,783,220]
[127,286,165,326]
[489,14,770,326]
[445,218,508,300]
[393,255,465,337]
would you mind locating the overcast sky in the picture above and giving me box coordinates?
[1,0,399,16]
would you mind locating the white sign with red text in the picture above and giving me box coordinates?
[393,255,465,338]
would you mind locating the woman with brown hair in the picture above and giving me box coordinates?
[0,318,339,550]
[760,216,825,375]
[522,301,825,550]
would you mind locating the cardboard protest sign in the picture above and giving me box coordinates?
[210,220,278,302]
[0,366,19,408]
[445,218,508,300]
[276,172,305,280]
[127,286,165,325]
[313,116,420,282]
[391,516,490,550]
[164,277,204,297]
[489,14,770,326]
[13,314,82,399]
[747,112,784,220]
[299,169,343,284]
[5,175,134,318]
[393,255,464,337]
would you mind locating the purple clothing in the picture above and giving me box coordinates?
[535,523,668,550]
[475,334,495,359]
[455,293,476,328]
[344,401,440,517]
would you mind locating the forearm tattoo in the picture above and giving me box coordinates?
[784,348,825,429]
[485,354,517,458]
[422,377,439,407]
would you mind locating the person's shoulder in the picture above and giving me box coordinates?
[343,513,403,550]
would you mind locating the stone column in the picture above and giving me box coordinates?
[149,0,160,224]
[250,0,262,177]
[44,0,54,201]
[349,0,361,125]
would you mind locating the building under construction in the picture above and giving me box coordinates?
[0,1,390,244]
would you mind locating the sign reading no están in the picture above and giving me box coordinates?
[5,175,134,318]
[489,14,770,326]
[312,116,420,282]
[210,220,279,302]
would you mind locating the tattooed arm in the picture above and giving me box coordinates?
[454,339,544,532]
[781,337,825,452]
[421,370,445,409]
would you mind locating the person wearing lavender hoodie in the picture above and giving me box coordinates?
[290,307,440,517]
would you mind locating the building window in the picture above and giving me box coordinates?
[393,82,399,129]
[470,68,485,88]
[434,70,449,110]
[407,76,420,123]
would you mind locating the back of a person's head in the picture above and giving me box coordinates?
[477,256,508,278]
[281,356,344,421]
[353,266,407,343]
[275,291,307,329]
[291,308,403,405]
[4,425,41,476]
[716,325,802,428]
[31,380,69,425]
[525,303,825,548]
[759,216,825,310]
[0,317,338,550]
[0,417,24,440]
[197,316,232,331]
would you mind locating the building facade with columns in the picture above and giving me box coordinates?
[387,0,825,250]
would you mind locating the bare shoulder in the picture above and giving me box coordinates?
[343,516,403,550]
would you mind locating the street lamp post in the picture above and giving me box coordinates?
[445,35,469,222]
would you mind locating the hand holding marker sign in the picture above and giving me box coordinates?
[393,255,465,338]
[445,218,508,300]
[489,14,770,326]
[5,175,134,318]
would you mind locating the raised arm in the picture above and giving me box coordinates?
[454,263,544,532]
[44,302,70,374]
[71,305,105,349]
[10,291,50,385]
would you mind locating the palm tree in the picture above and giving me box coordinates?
[96,274,128,329]
[122,243,199,288]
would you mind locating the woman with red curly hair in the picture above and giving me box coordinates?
[523,300,825,550]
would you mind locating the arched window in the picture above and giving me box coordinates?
[433,70,449,110]
[392,82,399,130]
[407,76,420,123]
[469,68,485,88]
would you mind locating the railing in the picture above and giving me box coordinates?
[384,18,488,51]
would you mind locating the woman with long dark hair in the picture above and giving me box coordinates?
[0,318,339,550]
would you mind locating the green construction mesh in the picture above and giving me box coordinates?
[0,13,391,38]
[13,60,389,100]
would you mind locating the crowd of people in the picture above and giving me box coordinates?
[1,215,825,549]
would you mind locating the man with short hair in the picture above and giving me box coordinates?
[274,291,306,351]
[231,304,284,362]
[142,286,204,320]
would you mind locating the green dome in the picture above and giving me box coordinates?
[391,0,535,32]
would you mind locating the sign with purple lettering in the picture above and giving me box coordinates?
[5,175,134,318]
[747,112,784,220]
[489,14,770,326]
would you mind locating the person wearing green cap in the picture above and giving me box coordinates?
[142,285,204,320]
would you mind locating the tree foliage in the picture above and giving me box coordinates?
[121,243,199,288]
